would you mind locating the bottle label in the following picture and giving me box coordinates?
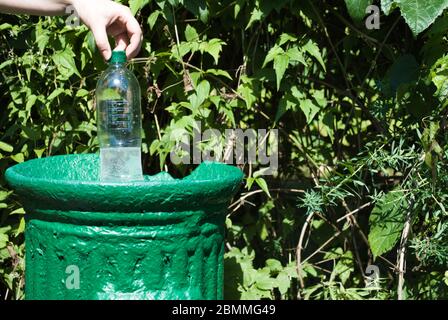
[105,100,131,131]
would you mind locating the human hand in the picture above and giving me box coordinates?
[71,0,143,60]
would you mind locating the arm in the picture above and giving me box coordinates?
[0,0,143,60]
[0,0,69,15]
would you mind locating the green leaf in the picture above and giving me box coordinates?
[263,45,284,68]
[279,33,297,46]
[286,46,306,66]
[303,39,326,71]
[430,54,448,100]
[333,251,354,284]
[205,69,232,80]
[201,39,225,65]
[0,233,8,249]
[246,8,264,29]
[34,148,46,158]
[266,259,283,273]
[52,47,81,78]
[10,208,25,215]
[0,141,13,153]
[189,80,210,110]
[276,272,291,295]
[273,53,290,90]
[129,0,150,15]
[382,0,397,14]
[254,269,276,290]
[26,94,38,111]
[345,0,373,21]
[47,88,66,101]
[368,190,407,258]
[0,23,12,31]
[238,78,257,109]
[0,191,11,202]
[300,99,320,124]
[147,10,162,30]
[185,24,199,42]
[394,0,448,36]
[11,153,24,163]
[276,93,295,122]
[15,218,25,237]
[255,177,271,198]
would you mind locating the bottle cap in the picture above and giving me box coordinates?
[109,50,127,64]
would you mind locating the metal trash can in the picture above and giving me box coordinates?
[5,154,243,300]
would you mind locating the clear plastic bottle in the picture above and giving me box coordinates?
[96,50,143,181]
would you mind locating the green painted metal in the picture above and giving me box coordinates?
[5,154,243,300]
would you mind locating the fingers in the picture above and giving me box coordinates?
[113,33,130,51]
[92,26,112,60]
[124,15,143,59]
[88,3,143,61]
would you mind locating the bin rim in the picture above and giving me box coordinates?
[5,153,244,186]
[5,154,244,212]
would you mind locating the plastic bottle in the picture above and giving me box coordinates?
[96,50,143,181]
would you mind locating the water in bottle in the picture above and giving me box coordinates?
[96,50,143,181]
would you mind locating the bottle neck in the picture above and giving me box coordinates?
[109,62,125,68]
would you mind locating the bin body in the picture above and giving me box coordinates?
[5,154,243,300]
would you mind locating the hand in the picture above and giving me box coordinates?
[71,0,143,60]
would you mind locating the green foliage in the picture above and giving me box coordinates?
[344,0,373,21]
[2,0,448,300]
[368,190,406,258]
[388,0,448,35]
[346,0,448,35]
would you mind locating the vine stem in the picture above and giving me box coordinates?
[296,211,315,291]
[397,196,414,300]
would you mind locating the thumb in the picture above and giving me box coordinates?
[92,26,112,60]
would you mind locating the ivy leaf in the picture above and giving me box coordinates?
[345,0,373,21]
[368,190,407,258]
[394,0,448,36]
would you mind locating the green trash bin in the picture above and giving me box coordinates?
[5,154,243,300]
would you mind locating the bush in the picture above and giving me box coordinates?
[1,0,448,299]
